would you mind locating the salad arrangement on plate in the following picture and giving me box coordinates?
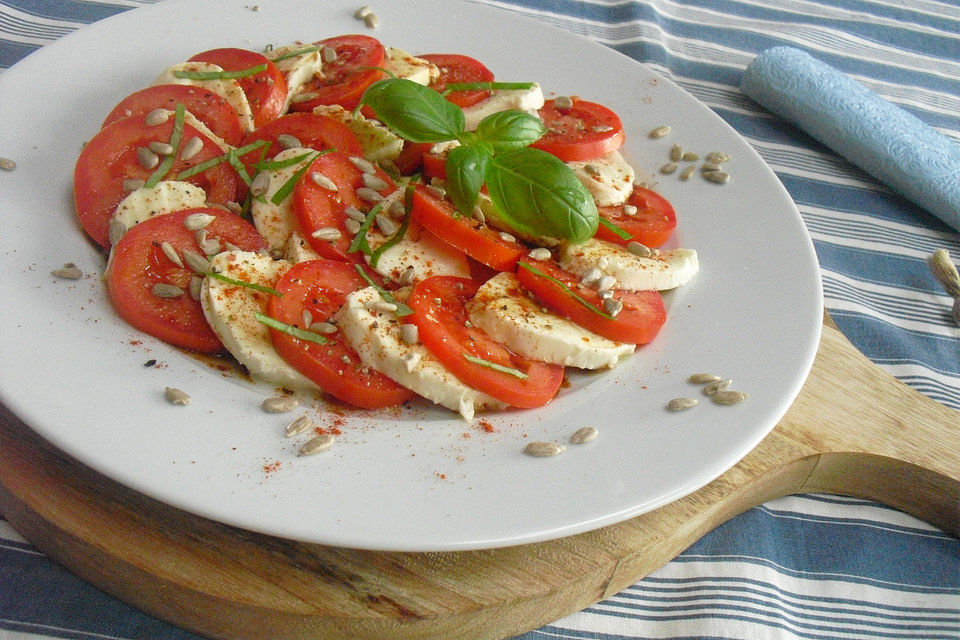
[73,33,699,422]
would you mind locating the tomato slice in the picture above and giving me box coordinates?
[289,34,386,111]
[237,112,364,175]
[409,185,524,272]
[420,151,447,181]
[419,53,494,108]
[596,185,677,248]
[393,141,434,175]
[291,150,397,261]
[407,276,563,408]
[74,115,241,248]
[266,260,414,409]
[188,48,287,128]
[106,208,267,353]
[531,98,625,162]
[515,259,665,344]
[102,84,245,147]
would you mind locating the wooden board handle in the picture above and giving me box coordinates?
[0,318,957,640]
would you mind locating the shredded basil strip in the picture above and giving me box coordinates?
[353,264,414,316]
[517,262,614,320]
[173,63,267,80]
[271,46,320,62]
[255,312,328,345]
[207,272,283,296]
[144,103,185,188]
[370,216,409,269]
[598,217,632,240]
[270,151,324,204]
[462,353,529,379]
[255,149,323,172]
[176,139,270,181]
[347,202,383,256]
[442,81,534,94]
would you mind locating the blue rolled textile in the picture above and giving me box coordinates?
[741,46,960,232]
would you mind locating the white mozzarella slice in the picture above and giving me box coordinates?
[466,272,634,369]
[201,251,320,392]
[462,83,545,131]
[266,44,325,113]
[155,62,256,133]
[383,47,438,85]
[335,286,506,421]
[250,147,319,253]
[364,220,471,283]
[112,180,207,233]
[559,238,699,291]
[283,230,324,263]
[567,150,636,207]
[312,104,403,162]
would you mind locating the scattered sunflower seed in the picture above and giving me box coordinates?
[277,133,301,149]
[310,171,338,191]
[626,241,653,258]
[300,434,335,455]
[704,378,732,396]
[602,297,623,317]
[584,164,601,176]
[354,4,372,18]
[524,441,565,457]
[250,171,271,196]
[363,12,378,28]
[152,283,185,298]
[700,162,722,173]
[367,299,397,314]
[149,141,174,156]
[928,249,960,298]
[400,323,419,345]
[312,227,343,242]
[580,267,602,287]
[528,247,552,261]
[164,387,191,405]
[362,172,389,191]
[591,124,614,133]
[285,415,314,437]
[706,151,731,164]
[189,276,203,301]
[375,213,398,236]
[161,241,184,267]
[688,372,722,384]
[51,263,82,279]
[144,108,170,127]
[182,250,211,274]
[344,218,362,235]
[399,265,416,286]
[262,395,299,413]
[356,186,384,202]
[0,157,15,171]
[713,390,749,405]
[108,217,128,245]
[648,125,671,138]
[680,164,696,181]
[123,178,145,192]
[622,203,638,216]
[669,144,683,162]
[196,230,221,255]
[344,205,366,222]
[703,170,730,184]
[570,426,598,444]
[321,46,338,63]
[137,146,159,169]
[472,206,486,224]
[184,212,216,230]
[667,397,698,411]
[499,231,517,243]
[681,151,699,162]
[660,161,678,175]
[180,136,204,161]
[554,95,574,110]
[596,275,617,291]
[310,321,338,334]
[349,155,375,173]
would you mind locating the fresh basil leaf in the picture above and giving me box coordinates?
[359,78,464,143]
[474,111,547,153]
[485,147,598,243]
[445,145,491,216]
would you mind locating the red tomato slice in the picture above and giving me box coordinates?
[394,141,434,175]
[595,185,677,248]
[420,53,494,108]
[106,208,267,353]
[515,259,665,344]
[266,260,414,409]
[289,34,386,111]
[102,84,245,147]
[237,113,364,175]
[420,151,447,180]
[188,48,287,128]
[409,185,524,272]
[74,115,241,248]
[291,150,396,261]
[407,276,563,408]
[531,98,625,162]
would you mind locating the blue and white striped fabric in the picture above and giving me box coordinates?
[1,1,958,639]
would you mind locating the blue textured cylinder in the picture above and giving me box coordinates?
[741,46,960,232]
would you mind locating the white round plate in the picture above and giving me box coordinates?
[0,0,822,551]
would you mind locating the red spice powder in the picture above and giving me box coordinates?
[263,460,282,474]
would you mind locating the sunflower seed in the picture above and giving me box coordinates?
[580,267,602,287]
[0,157,15,171]
[137,147,159,169]
[310,172,338,191]
[196,230,221,255]
[669,145,683,161]
[388,198,405,217]
[499,231,517,243]
[703,170,730,184]
[524,441,565,457]
[344,205,366,221]
[285,415,313,437]
[302,309,313,328]
[622,204,638,216]
[399,265,416,286]
[584,164,601,176]
[648,125,671,138]
[311,227,342,242]
[528,247,552,261]
[375,213,397,236]
[356,186,384,203]
[123,178,145,192]
[354,4,372,18]
[602,297,623,317]
[51,263,82,279]
[554,95,574,110]
[713,390,749,405]
[152,283,185,298]
[472,206,486,224]
[700,162,722,173]
[366,299,397,313]
[149,141,174,156]
[180,136,204,161]
[928,249,960,298]
[681,151,699,162]
[688,373,722,384]
[426,184,445,199]
[400,323,419,345]
[349,155,375,173]
[189,276,203,301]
[344,218,362,235]
[277,133,301,149]
[570,426,598,444]
[321,46,338,63]
[667,397,698,411]
[262,396,299,413]
[704,378,732,395]
[626,241,653,258]
[108,217,128,245]
[145,108,169,126]
[362,172,389,190]
[363,12,378,28]
[310,321,338,334]
[184,212,216,230]
[250,171,271,196]
[706,151,731,164]
[680,164,696,181]
[591,124,614,133]
[164,387,191,405]
[660,161,678,175]
[160,241,184,267]
[596,275,617,291]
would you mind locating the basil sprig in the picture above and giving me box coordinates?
[359,78,598,243]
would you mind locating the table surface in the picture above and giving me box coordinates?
[1,1,958,639]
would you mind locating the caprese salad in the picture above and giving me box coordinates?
[73,34,699,421]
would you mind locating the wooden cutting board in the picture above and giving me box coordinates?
[1,314,957,640]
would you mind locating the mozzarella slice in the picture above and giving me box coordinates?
[567,150,636,207]
[383,47,438,86]
[462,83,545,131]
[265,44,325,113]
[335,286,506,421]
[312,104,403,162]
[112,180,207,233]
[466,272,634,369]
[559,238,699,291]
[364,220,471,283]
[201,251,320,392]
[155,61,256,133]
[283,230,324,263]
[250,147,319,253]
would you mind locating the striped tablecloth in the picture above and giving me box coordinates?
[2,1,959,638]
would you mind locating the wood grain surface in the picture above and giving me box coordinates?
[1,317,957,640]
